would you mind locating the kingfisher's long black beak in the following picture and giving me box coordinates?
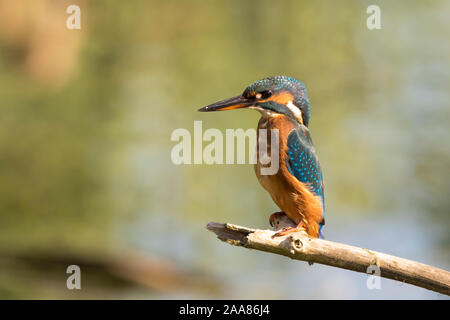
[198,95,254,112]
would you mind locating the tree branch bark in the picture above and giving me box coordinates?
[206,221,450,296]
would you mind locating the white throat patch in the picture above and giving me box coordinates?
[286,100,301,119]
[249,105,279,118]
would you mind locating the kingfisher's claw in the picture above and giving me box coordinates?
[271,222,306,238]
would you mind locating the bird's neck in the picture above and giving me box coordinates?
[257,113,301,131]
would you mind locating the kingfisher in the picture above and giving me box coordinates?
[199,76,325,238]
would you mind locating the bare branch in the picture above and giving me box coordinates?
[207,221,450,296]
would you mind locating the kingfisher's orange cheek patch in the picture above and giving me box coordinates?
[266,91,294,105]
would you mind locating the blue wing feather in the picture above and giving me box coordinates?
[286,126,325,236]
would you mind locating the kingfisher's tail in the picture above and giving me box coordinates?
[318,223,325,239]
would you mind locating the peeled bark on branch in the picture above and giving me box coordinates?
[206,221,450,296]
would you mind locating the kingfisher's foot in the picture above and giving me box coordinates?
[272,221,306,238]
[269,212,287,227]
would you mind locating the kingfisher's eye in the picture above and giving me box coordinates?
[260,90,272,99]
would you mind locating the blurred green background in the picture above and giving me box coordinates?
[0,0,449,299]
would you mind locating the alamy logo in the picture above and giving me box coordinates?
[66,265,81,290]
[171,121,280,175]
[66,5,81,30]
[366,264,382,290]
[366,5,381,30]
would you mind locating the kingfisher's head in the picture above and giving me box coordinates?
[199,76,311,126]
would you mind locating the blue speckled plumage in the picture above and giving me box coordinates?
[286,127,324,203]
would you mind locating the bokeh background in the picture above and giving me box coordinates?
[0,0,449,299]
